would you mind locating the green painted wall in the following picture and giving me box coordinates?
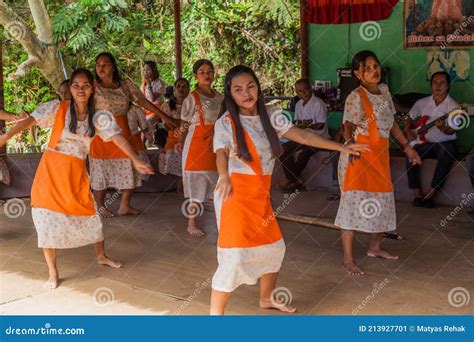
[307,2,474,105]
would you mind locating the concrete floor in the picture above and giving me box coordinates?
[0,189,472,315]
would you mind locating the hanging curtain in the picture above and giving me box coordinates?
[303,0,399,24]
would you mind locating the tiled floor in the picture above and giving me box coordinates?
[0,189,472,315]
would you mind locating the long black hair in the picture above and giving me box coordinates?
[68,68,96,137]
[95,52,121,84]
[219,65,282,162]
[144,60,160,80]
[169,78,190,111]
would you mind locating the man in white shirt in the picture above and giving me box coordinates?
[279,78,329,192]
[404,71,458,208]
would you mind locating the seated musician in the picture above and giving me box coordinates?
[404,71,458,208]
[279,78,329,192]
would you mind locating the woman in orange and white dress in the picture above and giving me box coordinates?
[210,65,367,315]
[335,50,421,276]
[177,60,223,236]
[0,69,153,290]
[158,78,190,190]
[90,52,178,218]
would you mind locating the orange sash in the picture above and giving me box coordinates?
[343,88,393,193]
[89,115,131,159]
[184,91,217,171]
[217,114,282,248]
[31,101,96,216]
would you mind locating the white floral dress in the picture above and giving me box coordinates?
[90,80,144,191]
[212,107,292,292]
[158,101,182,177]
[335,84,396,233]
[31,100,121,248]
[181,91,223,202]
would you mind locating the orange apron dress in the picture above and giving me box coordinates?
[31,101,95,216]
[181,91,219,202]
[335,85,396,233]
[30,99,104,249]
[183,91,217,172]
[343,87,393,193]
[212,114,285,292]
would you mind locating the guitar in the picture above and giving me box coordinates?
[404,108,467,147]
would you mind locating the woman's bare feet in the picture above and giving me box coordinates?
[187,223,205,237]
[43,271,59,290]
[97,255,123,268]
[117,206,142,216]
[98,207,115,218]
[343,260,365,275]
[259,298,297,313]
[367,249,398,260]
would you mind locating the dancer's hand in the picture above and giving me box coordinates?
[341,143,370,156]
[405,146,422,165]
[133,158,154,174]
[216,174,233,201]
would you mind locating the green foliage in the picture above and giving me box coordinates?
[2,0,301,152]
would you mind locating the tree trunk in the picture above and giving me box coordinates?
[0,0,63,91]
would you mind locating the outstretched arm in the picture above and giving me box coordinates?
[110,134,154,174]
[282,126,369,155]
[0,116,37,147]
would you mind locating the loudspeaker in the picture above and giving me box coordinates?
[336,67,390,110]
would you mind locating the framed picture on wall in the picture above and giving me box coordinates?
[427,50,470,81]
[404,0,474,49]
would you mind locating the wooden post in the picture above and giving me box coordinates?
[174,0,183,79]
[300,0,309,80]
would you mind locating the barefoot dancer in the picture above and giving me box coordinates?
[90,52,178,218]
[178,60,223,236]
[210,65,367,315]
[335,51,421,276]
[0,69,154,289]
